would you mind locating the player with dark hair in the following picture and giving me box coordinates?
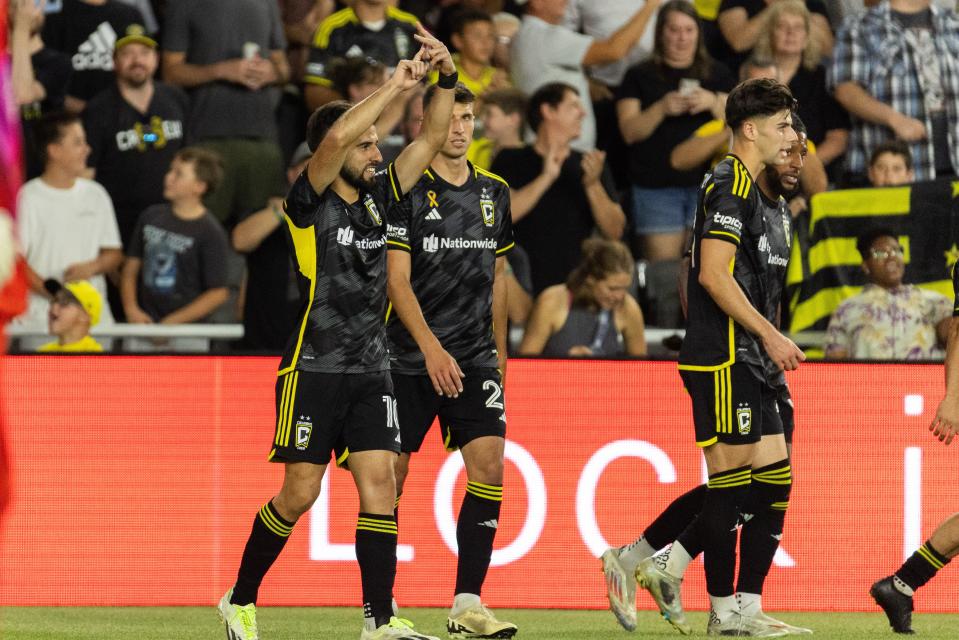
[627,78,801,637]
[603,115,812,636]
[871,262,959,634]
[218,24,458,640]
[385,80,517,639]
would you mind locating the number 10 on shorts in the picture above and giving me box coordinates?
[383,395,401,442]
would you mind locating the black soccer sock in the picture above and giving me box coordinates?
[644,484,707,550]
[454,481,503,596]
[737,460,791,595]
[896,540,951,592]
[356,513,398,628]
[231,500,295,605]
[701,466,752,597]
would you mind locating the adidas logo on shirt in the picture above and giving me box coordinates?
[73,22,117,71]
[425,208,442,221]
[477,519,498,529]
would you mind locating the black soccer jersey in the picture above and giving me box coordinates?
[679,155,791,381]
[304,6,418,88]
[278,164,403,375]
[953,261,959,316]
[385,163,514,373]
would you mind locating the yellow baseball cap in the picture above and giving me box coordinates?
[45,279,103,326]
[115,24,157,52]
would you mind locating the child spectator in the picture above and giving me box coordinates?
[868,140,916,187]
[121,147,230,350]
[474,87,526,169]
[15,112,122,350]
[38,279,104,352]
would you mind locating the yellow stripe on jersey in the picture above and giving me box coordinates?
[279,218,318,376]
[304,76,333,87]
[387,240,411,251]
[386,5,420,25]
[496,241,515,255]
[312,8,357,48]
[707,230,741,243]
[388,163,401,202]
[474,166,510,188]
[384,301,393,324]
[275,374,292,446]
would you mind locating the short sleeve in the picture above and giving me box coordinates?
[304,18,339,86]
[284,172,323,228]
[952,263,959,316]
[126,209,148,259]
[162,2,191,53]
[543,24,593,69]
[829,19,866,89]
[267,1,287,51]
[615,65,643,102]
[926,291,953,324]
[200,218,230,289]
[386,192,413,252]
[824,303,851,353]
[94,187,122,249]
[494,186,514,256]
[701,170,750,245]
[370,163,405,206]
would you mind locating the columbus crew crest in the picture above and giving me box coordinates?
[364,195,381,225]
[736,403,752,435]
[480,188,495,227]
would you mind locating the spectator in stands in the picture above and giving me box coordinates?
[41,0,144,113]
[473,87,526,169]
[491,82,626,294]
[491,11,520,69]
[121,147,229,351]
[279,0,335,84]
[519,238,646,357]
[38,279,103,352]
[84,23,187,249]
[511,0,663,151]
[15,112,122,347]
[617,0,735,262]
[303,0,419,110]
[868,139,917,187]
[231,143,310,351]
[831,0,959,184]
[825,227,952,360]
[753,0,849,170]
[439,9,510,97]
[9,0,73,178]
[716,0,832,69]
[162,0,288,228]
[378,86,426,165]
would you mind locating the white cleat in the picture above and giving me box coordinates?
[707,610,789,637]
[361,616,440,640]
[447,604,517,639]
[217,588,259,640]
[750,612,812,635]
[601,548,637,631]
[636,556,691,634]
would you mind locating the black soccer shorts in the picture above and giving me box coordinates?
[392,367,506,454]
[680,362,783,447]
[269,370,401,465]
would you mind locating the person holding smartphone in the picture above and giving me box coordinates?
[616,0,735,265]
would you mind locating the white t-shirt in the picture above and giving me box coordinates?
[510,15,596,151]
[15,177,121,332]
[564,0,657,88]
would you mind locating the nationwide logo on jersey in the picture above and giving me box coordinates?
[758,234,789,267]
[364,195,382,225]
[422,234,497,253]
[480,187,495,226]
[73,22,117,71]
[737,403,752,435]
[782,213,792,249]
[295,416,313,450]
[337,227,355,246]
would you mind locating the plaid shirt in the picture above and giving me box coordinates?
[829,2,959,180]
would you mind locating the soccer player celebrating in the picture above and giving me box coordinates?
[630,79,802,636]
[603,116,814,636]
[217,25,457,640]
[385,81,516,639]
[872,263,959,634]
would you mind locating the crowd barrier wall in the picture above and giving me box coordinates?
[2,356,956,612]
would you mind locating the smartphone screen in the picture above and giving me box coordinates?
[39,0,63,14]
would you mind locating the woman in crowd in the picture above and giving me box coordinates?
[616,0,736,263]
[753,0,848,170]
[520,239,646,358]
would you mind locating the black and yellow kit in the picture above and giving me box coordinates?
[385,163,514,451]
[305,6,419,89]
[679,155,792,447]
[269,166,404,463]
[953,260,959,315]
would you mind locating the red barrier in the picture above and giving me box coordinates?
[1,356,956,612]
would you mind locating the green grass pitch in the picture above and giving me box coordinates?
[3,607,959,639]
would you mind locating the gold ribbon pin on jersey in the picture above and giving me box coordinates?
[427,190,439,208]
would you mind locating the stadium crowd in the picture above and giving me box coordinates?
[6,0,959,357]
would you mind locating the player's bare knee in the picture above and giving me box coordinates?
[275,482,321,520]
[394,454,411,494]
[462,436,506,484]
